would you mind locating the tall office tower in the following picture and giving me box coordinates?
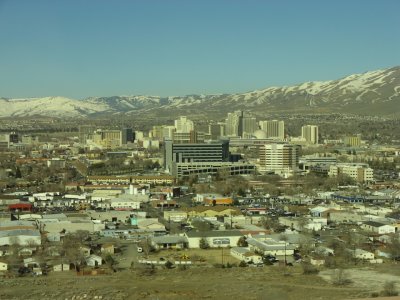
[163,139,229,172]
[242,114,258,137]
[162,126,176,139]
[174,116,194,133]
[92,129,122,149]
[78,125,96,144]
[121,128,135,144]
[259,120,285,140]
[135,131,144,141]
[301,125,319,144]
[173,130,205,144]
[259,143,300,174]
[7,132,19,144]
[225,111,243,137]
[208,123,223,140]
[150,126,164,139]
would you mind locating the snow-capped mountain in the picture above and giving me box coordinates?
[1,66,399,118]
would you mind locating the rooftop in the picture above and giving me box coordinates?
[185,230,243,238]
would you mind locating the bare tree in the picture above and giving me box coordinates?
[331,269,352,286]
[139,237,153,258]
[62,233,87,271]
[387,235,400,260]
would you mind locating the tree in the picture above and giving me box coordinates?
[103,254,118,272]
[237,236,248,247]
[298,235,314,256]
[139,237,153,258]
[62,233,87,271]
[387,235,400,260]
[297,216,309,232]
[199,238,209,249]
[15,167,22,178]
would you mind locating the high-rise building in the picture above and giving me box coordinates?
[162,126,176,139]
[164,139,230,172]
[92,130,122,149]
[259,143,300,174]
[208,123,224,140]
[78,125,96,144]
[174,116,194,133]
[150,126,164,139]
[173,130,205,144]
[225,111,243,137]
[259,120,285,140]
[301,125,319,144]
[121,128,135,144]
[242,114,258,137]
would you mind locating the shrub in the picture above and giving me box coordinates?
[381,281,398,297]
[331,269,352,286]
[302,262,319,275]
[239,261,248,267]
[199,238,209,249]
[178,264,188,271]
[139,264,156,276]
[164,260,174,269]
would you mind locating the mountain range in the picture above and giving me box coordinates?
[1,66,399,119]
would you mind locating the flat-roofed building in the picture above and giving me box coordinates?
[328,163,373,183]
[259,143,300,175]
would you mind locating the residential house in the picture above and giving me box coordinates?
[101,243,115,254]
[80,245,91,256]
[361,221,396,234]
[151,235,188,250]
[85,254,102,267]
[351,248,375,260]
[53,263,70,272]
[309,206,330,218]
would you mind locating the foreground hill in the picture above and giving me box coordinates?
[1,66,399,118]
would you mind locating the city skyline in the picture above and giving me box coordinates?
[0,0,399,99]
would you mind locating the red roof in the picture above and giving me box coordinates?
[8,203,32,209]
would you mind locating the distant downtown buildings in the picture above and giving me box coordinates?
[301,125,319,144]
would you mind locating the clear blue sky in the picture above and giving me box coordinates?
[0,0,399,99]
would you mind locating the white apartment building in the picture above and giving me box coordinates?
[259,120,285,140]
[301,125,319,144]
[174,116,194,133]
[259,143,300,175]
[328,163,374,183]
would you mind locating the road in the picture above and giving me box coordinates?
[117,240,143,269]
